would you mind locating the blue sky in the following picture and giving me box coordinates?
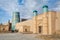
[0,0,60,24]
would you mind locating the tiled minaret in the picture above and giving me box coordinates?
[11,12,20,32]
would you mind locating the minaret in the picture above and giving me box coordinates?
[33,10,38,33]
[43,5,48,13]
[11,12,20,32]
[42,5,48,35]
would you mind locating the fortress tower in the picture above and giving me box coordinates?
[42,5,56,35]
[33,10,38,33]
[11,12,20,32]
[42,5,48,35]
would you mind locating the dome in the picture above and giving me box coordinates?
[33,10,37,13]
[43,5,48,8]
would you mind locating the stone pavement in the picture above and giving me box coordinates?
[0,33,42,40]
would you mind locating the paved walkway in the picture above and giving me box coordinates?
[0,33,42,40]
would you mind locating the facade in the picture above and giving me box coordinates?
[15,5,60,35]
[0,21,11,32]
[0,5,60,35]
[16,11,57,35]
[0,24,9,32]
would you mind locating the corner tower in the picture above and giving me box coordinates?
[33,10,38,33]
[43,5,48,13]
[42,5,49,35]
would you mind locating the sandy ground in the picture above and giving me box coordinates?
[0,33,41,40]
[0,33,60,40]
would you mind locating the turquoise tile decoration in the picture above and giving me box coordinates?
[43,5,48,12]
[11,12,20,31]
[33,10,38,16]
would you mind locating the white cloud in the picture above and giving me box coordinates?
[0,0,18,16]
[0,0,37,18]
[18,0,37,19]
[0,0,50,19]
[42,0,49,2]
[52,1,60,11]
[42,0,49,4]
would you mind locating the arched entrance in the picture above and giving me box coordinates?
[23,25,30,32]
[38,26,42,33]
[25,29,27,32]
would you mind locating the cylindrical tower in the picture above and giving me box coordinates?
[43,5,48,13]
[42,5,49,35]
[33,10,38,33]
[11,12,20,31]
[33,10,37,16]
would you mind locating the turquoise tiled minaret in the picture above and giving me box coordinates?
[43,5,48,12]
[11,12,20,31]
[33,10,38,16]
[33,10,38,33]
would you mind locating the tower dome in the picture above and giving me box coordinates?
[43,5,48,8]
[33,10,38,16]
[42,5,48,13]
